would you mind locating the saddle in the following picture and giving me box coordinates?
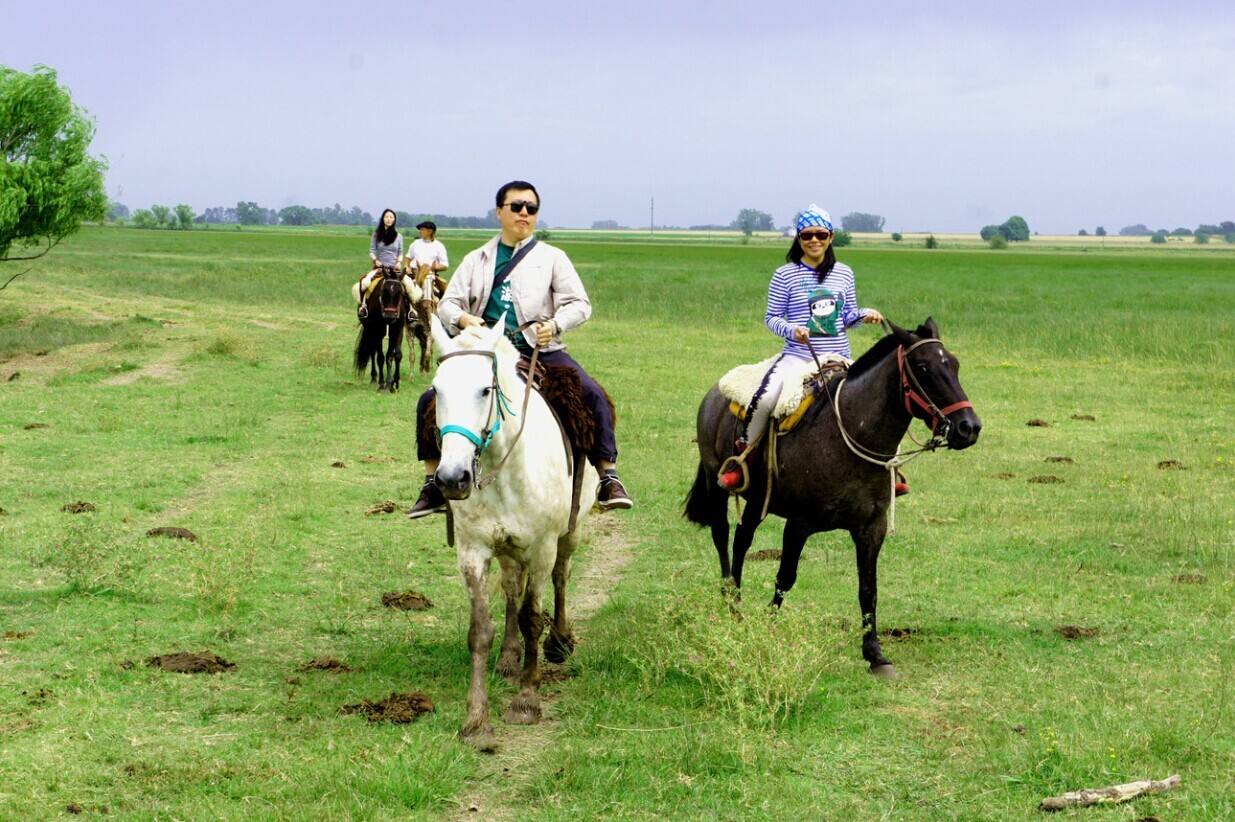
[718,354,849,434]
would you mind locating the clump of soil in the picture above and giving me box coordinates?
[1012,723,1027,735]
[540,664,574,684]
[1044,456,1073,464]
[0,507,8,516]
[22,422,49,430]
[1172,573,1206,585]
[3,631,31,640]
[66,803,83,814]
[62,501,96,513]
[365,501,398,515]
[1028,475,1064,484]
[1070,414,1096,421]
[6,372,19,382]
[1026,419,1050,427]
[748,549,782,562]
[883,627,915,639]
[298,656,352,673]
[381,590,433,611]
[146,651,235,674]
[340,691,434,723]
[330,460,346,468]
[993,472,1016,480]
[1055,625,1100,640]
[23,688,52,706]
[1157,459,1185,470]
[146,526,198,542]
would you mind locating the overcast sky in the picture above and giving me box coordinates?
[7,1,1232,232]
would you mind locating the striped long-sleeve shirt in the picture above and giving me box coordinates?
[764,260,870,360]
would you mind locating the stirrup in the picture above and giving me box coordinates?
[717,454,750,494]
[357,304,368,319]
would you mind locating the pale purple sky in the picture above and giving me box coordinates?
[9,1,1233,232]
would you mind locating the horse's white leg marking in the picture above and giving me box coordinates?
[496,554,523,679]
[459,549,495,739]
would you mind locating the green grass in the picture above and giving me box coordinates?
[1,225,1232,819]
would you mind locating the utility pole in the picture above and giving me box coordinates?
[650,197,654,236]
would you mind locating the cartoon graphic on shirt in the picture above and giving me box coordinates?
[807,286,843,337]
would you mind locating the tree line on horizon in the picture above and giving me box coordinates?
[1078,221,1235,244]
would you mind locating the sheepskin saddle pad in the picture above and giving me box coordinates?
[718,354,850,434]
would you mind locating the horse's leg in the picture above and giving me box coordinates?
[459,552,497,744]
[391,323,402,392]
[729,500,764,593]
[544,530,578,664]
[851,518,896,677]
[495,555,523,679]
[771,518,813,608]
[505,557,550,725]
[377,332,388,390]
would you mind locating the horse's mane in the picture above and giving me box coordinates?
[844,332,903,381]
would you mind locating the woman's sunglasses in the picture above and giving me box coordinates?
[504,200,540,215]
[798,230,831,242]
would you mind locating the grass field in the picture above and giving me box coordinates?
[1,226,1232,819]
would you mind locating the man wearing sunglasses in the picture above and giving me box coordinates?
[406,180,634,518]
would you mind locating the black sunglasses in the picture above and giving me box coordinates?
[504,200,540,215]
[798,230,832,242]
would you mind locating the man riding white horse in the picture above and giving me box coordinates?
[407,180,634,517]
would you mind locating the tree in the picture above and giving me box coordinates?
[592,219,624,230]
[1170,227,1192,236]
[1150,230,1168,244]
[150,204,170,227]
[1095,226,1107,236]
[1119,224,1152,236]
[730,208,774,236]
[925,235,939,249]
[131,209,156,229]
[1195,232,1210,244]
[891,232,903,242]
[1225,233,1235,244]
[236,201,264,225]
[832,229,852,247]
[989,234,1008,249]
[174,204,194,230]
[1001,215,1030,241]
[107,201,129,222]
[0,65,107,279]
[279,205,316,226]
[1196,223,1221,236]
[841,212,885,233]
[1077,229,1088,236]
[1221,221,1235,234]
[980,225,1001,241]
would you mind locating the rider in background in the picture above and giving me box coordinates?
[405,220,449,296]
[719,204,885,491]
[353,209,420,318]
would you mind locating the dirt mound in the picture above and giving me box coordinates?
[298,656,352,673]
[993,472,1016,480]
[381,590,433,611]
[1044,456,1073,464]
[3,631,31,640]
[331,460,346,468]
[366,501,398,515]
[359,455,396,464]
[62,501,96,513]
[146,651,235,674]
[748,549,782,562]
[1070,414,1096,421]
[146,526,198,542]
[1156,459,1185,470]
[1172,573,1206,585]
[883,627,915,639]
[1028,475,1064,484]
[1055,625,1100,640]
[1026,419,1050,427]
[23,422,49,430]
[6,372,19,382]
[340,691,434,723]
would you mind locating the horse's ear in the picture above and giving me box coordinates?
[888,321,915,346]
[484,313,508,350]
[430,315,457,356]
[917,316,940,339]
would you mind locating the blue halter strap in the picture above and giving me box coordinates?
[437,350,517,457]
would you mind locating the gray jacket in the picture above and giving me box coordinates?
[438,235,592,352]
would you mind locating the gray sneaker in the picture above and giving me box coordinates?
[406,477,446,519]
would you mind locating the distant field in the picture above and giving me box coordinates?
[1,226,1232,819]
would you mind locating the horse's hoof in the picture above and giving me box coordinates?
[503,694,541,725]
[543,631,575,664]
[461,728,499,753]
[496,652,522,680]
[869,663,899,679]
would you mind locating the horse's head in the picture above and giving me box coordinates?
[887,317,982,450]
[429,315,517,499]
[378,272,405,320]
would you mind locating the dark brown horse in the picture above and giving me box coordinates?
[354,270,408,392]
[684,319,981,677]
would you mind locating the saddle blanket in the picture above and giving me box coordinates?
[718,354,850,429]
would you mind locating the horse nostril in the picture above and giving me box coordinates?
[956,418,973,438]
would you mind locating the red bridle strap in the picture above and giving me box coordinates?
[897,343,973,433]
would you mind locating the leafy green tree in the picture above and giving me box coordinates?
[1095,226,1107,236]
[730,208,774,236]
[131,209,156,229]
[1150,230,1167,244]
[107,201,129,222]
[1196,223,1221,236]
[1225,233,1235,244]
[1001,215,1030,241]
[150,204,171,228]
[832,229,852,247]
[1077,229,1088,236]
[840,212,885,233]
[174,204,194,230]
[278,205,316,226]
[891,232,902,242]
[1119,224,1152,237]
[989,234,1008,249]
[236,201,264,225]
[980,225,1001,241]
[1195,232,1210,244]
[0,65,107,281]
[925,235,939,249]
[1170,227,1192,236]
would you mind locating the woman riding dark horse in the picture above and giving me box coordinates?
[685,317,981,677]
[354,271,408,391]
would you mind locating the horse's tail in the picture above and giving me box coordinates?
[354,321,379,374]
[683,461,720,527]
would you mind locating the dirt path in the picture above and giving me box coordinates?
[450,515,635,820]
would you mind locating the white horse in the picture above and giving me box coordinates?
[429,316,598,744]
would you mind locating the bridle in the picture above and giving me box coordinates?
[897,338,974,444]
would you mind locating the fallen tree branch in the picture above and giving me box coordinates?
[1039,774,1180,812]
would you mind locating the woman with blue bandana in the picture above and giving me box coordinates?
[719,204,885,491]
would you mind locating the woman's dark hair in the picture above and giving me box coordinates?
[375,209,398,246]
[786,237,836,282]
[495,180,540,209]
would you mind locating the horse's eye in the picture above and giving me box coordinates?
[480,387,491,397]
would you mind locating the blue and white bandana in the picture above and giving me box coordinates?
[796,204,833,234]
